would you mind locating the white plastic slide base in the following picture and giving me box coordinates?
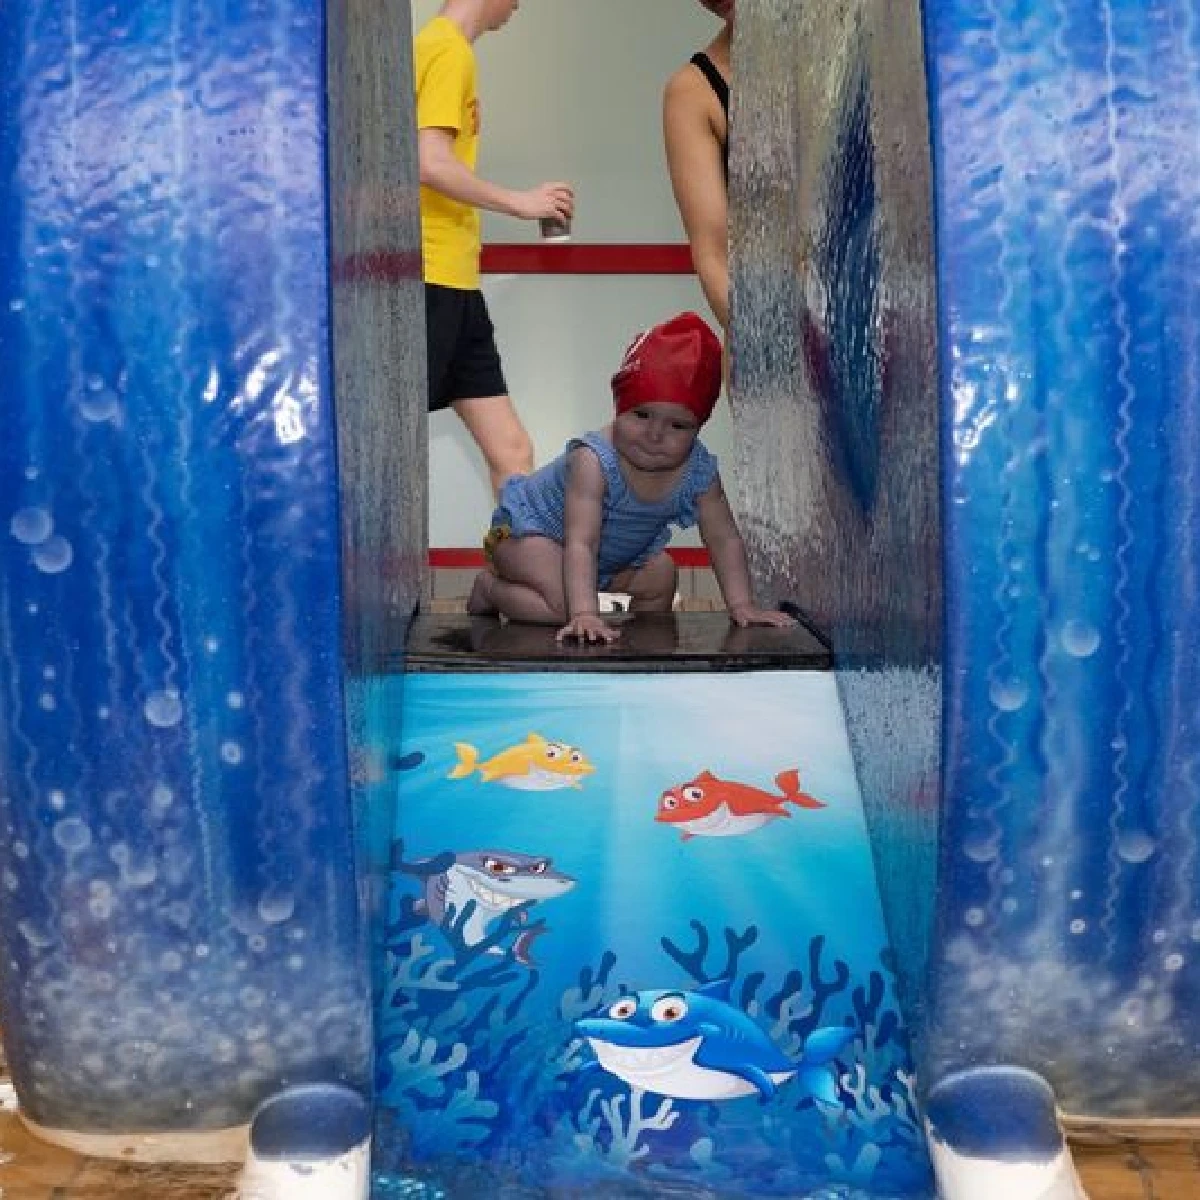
[237,1137,370,1200]
[929,1133,1089,1200]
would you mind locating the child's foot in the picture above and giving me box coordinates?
[467,571,500,617]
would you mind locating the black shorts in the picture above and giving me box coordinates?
[424,283,508,412]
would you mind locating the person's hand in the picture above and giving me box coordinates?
[556,612,619,644]
[728,604,797,629]
[512,182,575,222]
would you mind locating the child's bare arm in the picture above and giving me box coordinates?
[697,476,796,629]
[558,448,620,643]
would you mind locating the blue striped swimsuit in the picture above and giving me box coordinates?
[492,432,719,589]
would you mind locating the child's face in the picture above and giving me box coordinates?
[612,402,700,472]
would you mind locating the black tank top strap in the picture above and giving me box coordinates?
[689,52,730,181]
[690,51,730,115]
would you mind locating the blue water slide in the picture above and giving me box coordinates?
[924,0,1200,1124]
[0,0,428,1144]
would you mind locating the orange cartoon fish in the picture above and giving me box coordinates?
[656,769,826,841]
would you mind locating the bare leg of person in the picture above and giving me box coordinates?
[452,394,535,497]
[613,551,677,613]
[471,535,566,625]
[466,570,500,616]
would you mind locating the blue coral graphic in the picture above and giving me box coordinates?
[374,905,932,1197]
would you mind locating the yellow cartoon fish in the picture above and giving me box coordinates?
[448,733,595,791]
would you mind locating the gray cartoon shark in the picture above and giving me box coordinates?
[410,849,576,966]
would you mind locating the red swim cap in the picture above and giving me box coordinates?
[611,312,724,425]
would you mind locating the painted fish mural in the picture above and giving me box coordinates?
[448,733,595,791]
[575,978,854,1102]
[655,768,826,841]
[406,849,576,965]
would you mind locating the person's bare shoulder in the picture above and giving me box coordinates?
[664,61,723,139]
[664,60,708,110]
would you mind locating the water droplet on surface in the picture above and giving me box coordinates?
[1070,919,1087,935]
[962,832,1000,862]
[989,677,1028,711]
[1060,619,1101,658]
[53,818,92,852]
[144,690,183,728]
[33,536,74,573]
[220,740,243,765]
[10,508,52,545]
[964,908,985,928]
[78,388,121,423]
[1117,830,1156,863]
[226,691,245,709]
[258,895,296,925]
[1164,953,1185,973]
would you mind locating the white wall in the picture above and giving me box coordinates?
[412,0,729,546]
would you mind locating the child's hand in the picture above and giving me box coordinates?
[728,604,797,630]
[557,613,620,644]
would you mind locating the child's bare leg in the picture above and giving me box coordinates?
[614,551,677,613]
[478,535,567,625]
[467,571,500,616]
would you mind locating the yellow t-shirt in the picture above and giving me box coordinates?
[414,16,482,290]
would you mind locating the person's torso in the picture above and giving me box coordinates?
[514,433,714,576]
[415,17,482,289]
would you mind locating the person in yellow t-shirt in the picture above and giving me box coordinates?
[415,0,575,496]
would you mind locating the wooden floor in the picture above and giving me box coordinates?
[1073,1134,1200,1198]
[0,1098,1195,1199]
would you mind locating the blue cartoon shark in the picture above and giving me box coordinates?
[574,978,855,1103]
